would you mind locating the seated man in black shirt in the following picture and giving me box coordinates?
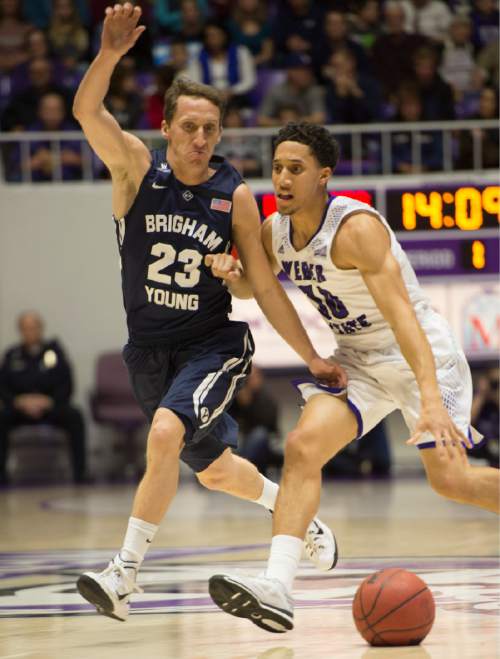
[0,311,86,484]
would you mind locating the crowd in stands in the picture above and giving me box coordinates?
[0,0,498,180]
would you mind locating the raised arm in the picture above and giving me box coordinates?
[334,213,469,450]
[72,3,150,214]
[228,184,346,385]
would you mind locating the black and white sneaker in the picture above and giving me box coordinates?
[209,573,294,633]
[77,556,143,621]
[304,518,339,571]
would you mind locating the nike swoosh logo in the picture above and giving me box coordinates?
[146,539,152,543]
[117,593,130,601]
[152,182,167,189]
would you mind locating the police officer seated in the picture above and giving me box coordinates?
[0,311,86,485]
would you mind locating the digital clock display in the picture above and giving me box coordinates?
[386,185,500,231]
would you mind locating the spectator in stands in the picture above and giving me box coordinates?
[468,366,499,468]
[349,0,381,52]
[477,39,499,89]
[323,47,382,124]
[58,44,86,93]
[146,64,176,129]
[230,365,282,477]
[456,87,499,169]
[10,28,60,94]
[400,0,452,43]
[313,10,368,78]
[391,85,443,173]
[1,56,71,130]
[26,27,51,59]
[24,0,89,29]
[471,0,499,52]
[175,0,205,43]
[440,16,480,101]
[105,61,146,129]
[167,38,190,76]
[257,52,325,126]
[272,0,323,62]
[154,0,208,37]
[186,21,256,106]
[216,103,262,176]
[228,0,273,68]
[26,91,82,181]
[0,311,87,485]
[48,0,89,63]
[0,0,33,74]
[371,1,429,98]
[412,45,455,120]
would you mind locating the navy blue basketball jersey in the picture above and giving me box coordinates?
[115,148,243,344]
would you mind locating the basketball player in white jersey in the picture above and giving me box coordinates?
[205,122,500,633]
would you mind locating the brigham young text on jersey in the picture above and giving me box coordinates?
[115,150,239,344]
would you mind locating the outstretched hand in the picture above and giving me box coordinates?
[308,356,348,389]
[101,3,146,57]
[406,401,473,460]
[205,253,243,282]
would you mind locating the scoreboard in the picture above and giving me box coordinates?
[255,183,500,279]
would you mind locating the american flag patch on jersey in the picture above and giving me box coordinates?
[211,198,232,213]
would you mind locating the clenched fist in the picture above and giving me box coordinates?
[205,253,243,282]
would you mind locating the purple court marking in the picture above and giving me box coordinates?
[1,549,498,620]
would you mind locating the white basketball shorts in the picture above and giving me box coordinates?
[294,344,483,449]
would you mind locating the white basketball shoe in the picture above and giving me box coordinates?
[208,573,294,633]
[304,518,338,571]
[77,555,143,621]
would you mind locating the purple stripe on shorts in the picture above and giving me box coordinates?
[346,399,363,439]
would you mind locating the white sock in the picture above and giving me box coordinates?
[265,534,303,593]
[254,476,279,511]
[118,516,159,569]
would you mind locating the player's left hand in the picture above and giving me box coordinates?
[308,355,348,389]
[205,253,242,282]
[406,401,473,460]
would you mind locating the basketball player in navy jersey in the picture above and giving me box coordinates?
[72,6,345,621]
[207,123,500,632]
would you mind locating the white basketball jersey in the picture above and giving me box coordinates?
[271,195,458,354]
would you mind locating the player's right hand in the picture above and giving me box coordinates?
[308,355,348,389]
[205,254,243,282]
[101,3,146,57]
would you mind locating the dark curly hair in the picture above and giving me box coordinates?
[273,122,340,170]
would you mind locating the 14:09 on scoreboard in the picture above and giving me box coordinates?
[386,184,500,231]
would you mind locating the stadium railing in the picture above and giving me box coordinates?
[0,119,498,183]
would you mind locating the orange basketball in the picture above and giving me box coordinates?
[352,568,435,646]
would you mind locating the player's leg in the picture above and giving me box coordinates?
[400,351,499,514]
[209,393,359,632]
[188,433,337,570]
[420,447,499,513]
[77,403,186,620]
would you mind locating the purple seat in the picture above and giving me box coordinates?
[90,352,147,477]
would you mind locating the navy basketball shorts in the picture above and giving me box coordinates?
[123,321,254,472]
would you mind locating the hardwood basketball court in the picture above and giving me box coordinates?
[1,477,498,658]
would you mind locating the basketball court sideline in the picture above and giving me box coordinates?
[1,478,499,659]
